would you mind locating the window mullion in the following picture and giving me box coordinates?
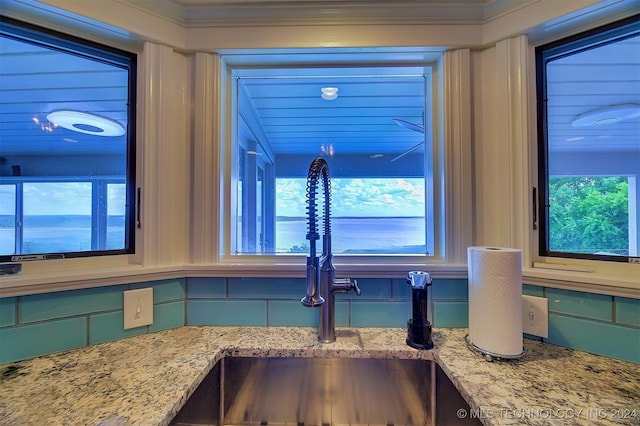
[92,180,108,251]
[15,182,24,254]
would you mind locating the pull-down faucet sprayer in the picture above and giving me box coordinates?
[301,157,361,343]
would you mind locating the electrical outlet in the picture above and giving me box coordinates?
[522,295,548,338]
[123,288,153,330]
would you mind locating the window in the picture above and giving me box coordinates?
[0,17,136,261]
[230,60,434,257]
[536,16,640,262]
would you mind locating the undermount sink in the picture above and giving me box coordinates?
[170,357,481,426]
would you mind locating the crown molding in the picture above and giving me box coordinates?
[120,0,536,28]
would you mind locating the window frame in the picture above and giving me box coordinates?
[0,17,137,262]
[223,55,439,265]
[535,15,640,264]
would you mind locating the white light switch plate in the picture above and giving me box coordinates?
[124,288,153,329]
[522,294,549,338]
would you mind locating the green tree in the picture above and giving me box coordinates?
[548,177,628,255]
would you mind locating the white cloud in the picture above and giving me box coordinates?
[277,178,425,217]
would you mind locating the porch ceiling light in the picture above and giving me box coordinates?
[47,110,125,136]
[572,104,640,127]
[321,87,338,100]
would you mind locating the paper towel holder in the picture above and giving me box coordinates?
[464,334,525,362]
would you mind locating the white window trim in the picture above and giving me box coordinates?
[523,34,639,297]
[189,49,473,279]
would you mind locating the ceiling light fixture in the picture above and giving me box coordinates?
[321,87,338,100]
[46,110,125,136]
[572,103,640,127]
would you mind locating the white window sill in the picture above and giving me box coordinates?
[2,258,636,298]
[523,264,639,298]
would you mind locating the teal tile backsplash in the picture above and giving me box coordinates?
[546,288,613,321]
[344,278,393,299]
[548,314,639,363]
[615,297,640,327]
[188,299,267,326]
[431,278,468,299]
[522,284,544,297]
[0,276,638,364]
[19,285,126,323]
[89,310,148,345]
[228,277,303,299]
[151,301,186,332]
[433,301,469,328]
[268,300,318,326]
[0,279,187,364]
[187,277,226,298]
[350,301,406,327]
[135,279,186,303]
[0,297,16,327]
[0,316,87,363]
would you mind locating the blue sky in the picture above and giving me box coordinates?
[0,183,126,215]
[1,179,423,217]
[276,178,425,217]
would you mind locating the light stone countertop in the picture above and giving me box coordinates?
[0,327,638,426]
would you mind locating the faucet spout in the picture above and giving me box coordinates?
[301,157,361,342]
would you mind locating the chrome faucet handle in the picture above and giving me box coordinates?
[333,278,361,296]
[352,279,361,296]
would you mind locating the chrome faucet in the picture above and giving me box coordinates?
[301,157,361,343]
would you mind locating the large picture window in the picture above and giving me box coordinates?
[536,15,640,262]
[230,61,434,257]
[0,18,136,261]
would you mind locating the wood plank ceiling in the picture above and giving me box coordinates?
[0,2,638,165]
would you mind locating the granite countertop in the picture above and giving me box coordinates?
[0,327,638,426]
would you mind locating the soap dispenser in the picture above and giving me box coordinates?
[406,270,433,350]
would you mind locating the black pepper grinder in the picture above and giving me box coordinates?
[406,270,434,350]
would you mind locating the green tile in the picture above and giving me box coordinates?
[132,279,185,302]
[392,278,410,299]
[431,278,468,300]
[187,277,227,298]
[89,311,147,345]
[350,301,405,327]
[523,284,544,297]
[0,297,16,327]
[546,288,612,321]
[228,277,304,299]
[548,314,640,363]
[433,301,468,328]
[187,300,266,326]
[268,300,318,326]
[335,301,350,327]
[150,301,185,332]
[0,317,87,364]
[19,285,126,323]
[342,278,391,299]
[615,297,640,327]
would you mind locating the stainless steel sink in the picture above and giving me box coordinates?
[170,357,481,426]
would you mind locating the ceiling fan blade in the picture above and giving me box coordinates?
[390,141,424,162]
[393,118,425,134]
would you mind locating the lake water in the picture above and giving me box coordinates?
[276,217,426,254]
[0,215,125,255]
[1,216,426,256]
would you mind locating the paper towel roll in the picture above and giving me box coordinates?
[468,246,523,357]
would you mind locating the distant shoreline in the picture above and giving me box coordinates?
[275,216,423,221]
